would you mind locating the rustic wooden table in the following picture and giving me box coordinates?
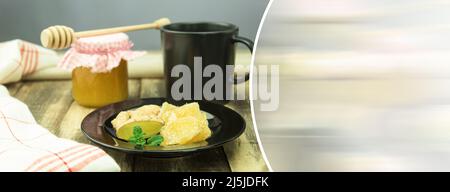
[5,79,268,172]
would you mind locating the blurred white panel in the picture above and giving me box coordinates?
[255,0,450,171]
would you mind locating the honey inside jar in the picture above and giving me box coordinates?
[72,59,128,108]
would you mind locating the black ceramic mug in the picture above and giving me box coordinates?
[161,22,253,104]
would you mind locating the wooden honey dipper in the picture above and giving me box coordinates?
[41,17,171,49]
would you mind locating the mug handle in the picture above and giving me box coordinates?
[232,36,254,84]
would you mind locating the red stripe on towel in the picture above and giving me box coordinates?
[25,145,89,172]
[70,151,107,172]
[22,43,31,75]
[46,148,103,172]
[31,45,39,74]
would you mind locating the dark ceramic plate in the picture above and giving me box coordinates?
[81,98,245,157]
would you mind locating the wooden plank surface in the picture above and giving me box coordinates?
[224,100,269,172]
[4,78,267,172]
[10,80,73,135]
[223,82,269,172]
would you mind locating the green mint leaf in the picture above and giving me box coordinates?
[129,126,147,149]
[146,135,164,146]
[133,126,143,136]
[137,138,146,145]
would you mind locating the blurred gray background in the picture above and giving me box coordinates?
[0,0,268,49]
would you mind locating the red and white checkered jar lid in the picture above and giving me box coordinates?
[58,33,144,73]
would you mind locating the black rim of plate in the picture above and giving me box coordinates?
[80,98,246,156]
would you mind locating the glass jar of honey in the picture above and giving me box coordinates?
[58,33,143,108]
[71,59,128,107]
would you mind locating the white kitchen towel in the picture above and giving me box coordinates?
[0,40,59,84]
[0,85,120,172]
[0,40,120,171]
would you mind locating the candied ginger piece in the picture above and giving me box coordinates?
[159,102,177,123]
[111,111,131,129]
[189,112,211,143]
[127,105,162,123]
[160,116,203,146]
[174,102,203,118]
[134,105,160,116]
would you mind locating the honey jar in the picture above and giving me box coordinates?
[59,33,143,108]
